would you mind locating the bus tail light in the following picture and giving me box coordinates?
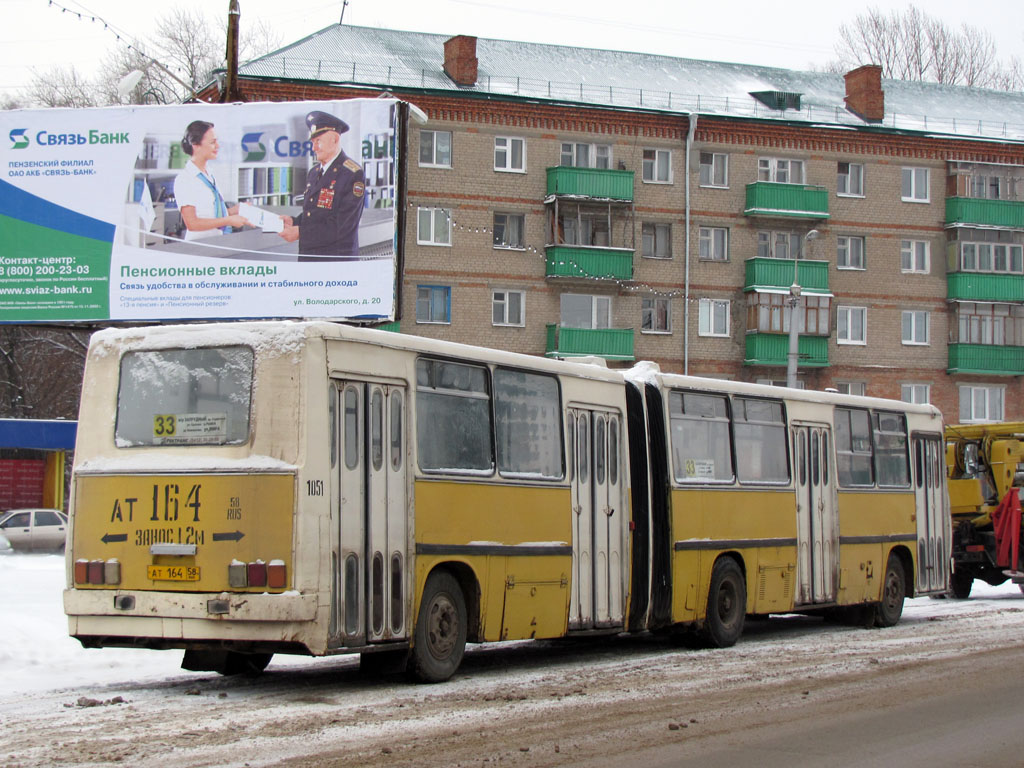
[104,560,121,586]
[247,560,267,587]
[229,560,247,588]
[74,559,88,584]
[75,559,121,586]
[87,560,105,584]
[268,559,287,589]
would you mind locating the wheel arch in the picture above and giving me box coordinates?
[419,560,482,643]
[888,544,915,599]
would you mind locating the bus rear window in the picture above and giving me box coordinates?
[115,346,254,447]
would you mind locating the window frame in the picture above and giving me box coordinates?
[699,152,729,188]
[835,381,866,397]
[418,129,452,168]
[416,207,451,247]
[959,384,1005,423]
[492,212,526,250]
[757,157,806,185]
[901,310,929,346]
[837,305,867,345]
[699,226,729,262]
[642,148,672,184]
[491,289,525,327]
[641,296,671,334]
[836,235,866,270]
[698,298,731,338]
[641,222,673,259]
[560,141,612,169]
[494,136,526,173]
[901,383,930,404]
[901,239,930,274]
[901,167,930,203]
[837,161,864,197]
[415,285,451,325]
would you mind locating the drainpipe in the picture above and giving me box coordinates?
[683,112,697,375]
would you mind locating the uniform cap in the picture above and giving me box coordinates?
[306,111,349,138]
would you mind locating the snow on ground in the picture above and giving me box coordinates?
[1,551,1020,703]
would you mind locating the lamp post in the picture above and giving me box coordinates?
[785,229,819,388]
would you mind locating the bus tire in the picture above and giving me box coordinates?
[875,554,906,627]
[700,558,746,648]
[222,651,273,676]
[950,570,973,600]
[410,570,467,683]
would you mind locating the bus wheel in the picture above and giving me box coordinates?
[410,571,467,683]
[701,558,746,648]
[875,555,906,627]
[950,570,973,600]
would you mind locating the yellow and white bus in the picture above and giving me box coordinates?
[65,322,949,680]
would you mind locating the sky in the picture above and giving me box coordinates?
[2,0,1023,102]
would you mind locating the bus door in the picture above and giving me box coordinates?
[913,435,947,593]
[568,408,624,630]
[330,381,408,648]
[793,423,838,604]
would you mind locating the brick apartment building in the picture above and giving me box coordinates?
[204,24,1024,425]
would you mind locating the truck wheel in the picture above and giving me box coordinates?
[700,558,746,648]
[875,554,906,627]
[950,570,973,600]
[410,570,467,683]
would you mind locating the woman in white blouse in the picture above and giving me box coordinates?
[174,120,249,240]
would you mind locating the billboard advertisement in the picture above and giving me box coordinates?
[1,99,399,322]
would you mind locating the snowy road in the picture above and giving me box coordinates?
[3,554,1024,767]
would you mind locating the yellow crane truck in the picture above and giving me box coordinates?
[946,422,1024,599]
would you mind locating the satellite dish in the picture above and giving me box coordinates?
[117,70,144,98]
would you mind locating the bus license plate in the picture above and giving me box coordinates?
[147,565,200,582]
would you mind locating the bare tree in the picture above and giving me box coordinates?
[25,65,98,108]
[0,327,90,421]
[834,5,1020,90]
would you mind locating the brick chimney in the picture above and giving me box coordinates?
[844,64,885,123]
[444,35,478,86]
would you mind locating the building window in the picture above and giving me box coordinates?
[419,130,452,168]
[492,289,524,326]
[560,293,611,329]
[757,378,805,389]
[901,310,929,345]
[698,298,730,337]
[642,148,671,183]
[493,213,525,249]
[969,173,1007,200]
[758,157,805,184]
[957,242,1024,274]
[558,212,609,247]
[560,142,611,169]
[699,227,728,261]
[641,223,672,259]
[837,306,867,345]
[417,207,451,246]
[699,152,728,187]
[642,296,671,333]
[959,385,1004,423]
[757,231,803,260]
[747,293,830,335]
[954,302,1024,346]
[837,236,865,269]
[837,162,864,196]
[901,240,930,274]
[835,381,866,397]
[901,384,930,404]
[901,167,930,202]
[416,285,451,324]
[494,136,525,172]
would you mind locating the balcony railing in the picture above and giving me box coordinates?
[744,182,830,219]
[744,257,830,294]
[946,197,1024,229]
[545,245,634,281]
[947,273,1024,303]
[545,324,635,361]
[744,332,830,367]
[546,167,634,201]
[947,343,1024,375]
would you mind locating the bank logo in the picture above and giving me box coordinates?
[9,129,29,149]
[241,132,266,162]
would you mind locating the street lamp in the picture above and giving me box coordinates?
[785,228,820,388]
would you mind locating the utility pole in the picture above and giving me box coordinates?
[222,0,242,102]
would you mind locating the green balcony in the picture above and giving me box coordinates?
[545,246,634,281]
[546,167,634,201]
[744,333,830,368]
[947,273,1024,302]
[546,324,635,361]
[947,344,1024,375]
[744,257,830,294]
[744,182,830,219]
[946,197,1024,229]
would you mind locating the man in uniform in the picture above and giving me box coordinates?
[279,110,365,258]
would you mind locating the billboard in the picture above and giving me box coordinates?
[1,99,399,322]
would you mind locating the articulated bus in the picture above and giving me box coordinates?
[65,322,949,681]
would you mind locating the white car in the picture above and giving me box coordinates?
[0,509,68,552]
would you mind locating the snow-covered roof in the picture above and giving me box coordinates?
[240,25,1024,143]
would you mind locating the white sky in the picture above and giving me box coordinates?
[2,0,1023,101]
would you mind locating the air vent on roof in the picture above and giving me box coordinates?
[750,91,802,111]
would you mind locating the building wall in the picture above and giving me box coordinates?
[232,79,1024,425]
